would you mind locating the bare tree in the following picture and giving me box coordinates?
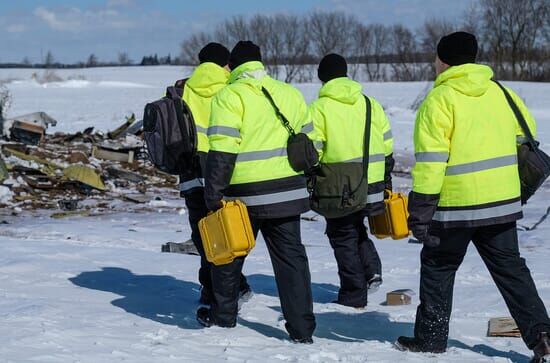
[86,54,99,67]
[482,0,549,80]
[118,52,132,66]
[273,14,310,82]
[389,25,428,81]
[307,11,359,58]
[44,51,55,68]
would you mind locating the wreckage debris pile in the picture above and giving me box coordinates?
[0,113,179,213]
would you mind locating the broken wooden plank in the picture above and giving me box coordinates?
[92,145,134,163]
[122,193,154,204]
[161,240,199,255]
[488,317,521,338]
[106,166,146,183]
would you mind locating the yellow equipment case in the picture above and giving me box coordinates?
[368,191,410,240]
[198,200,256,266]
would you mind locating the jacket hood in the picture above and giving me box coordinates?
[186,62,229,97]
[434,63,494,97]
[228,61,267,85]
[319,77,362,105]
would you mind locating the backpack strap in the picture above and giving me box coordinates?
[261,87,296,136]
[493,80,538,150]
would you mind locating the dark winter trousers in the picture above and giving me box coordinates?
[325,211,382,307]
[210,215,316,339]
[184,189,248,298]
[415,222,550,350]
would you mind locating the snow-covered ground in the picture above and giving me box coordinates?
[1,66,549,362]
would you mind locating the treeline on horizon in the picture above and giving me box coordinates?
[2,0,548,82]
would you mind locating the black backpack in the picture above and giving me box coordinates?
[143,84,197,175]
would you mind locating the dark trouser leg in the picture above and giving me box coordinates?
[210,256,245,327]
[184,190,211,291]
[208,220,261,326]
[358,219,382,279]
[326,212,368,307]
[185,190,249,297]
[473,222,550,349]
[414,228,472,350]
[261,216,316,339]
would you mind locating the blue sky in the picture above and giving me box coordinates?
[0,0,474,63]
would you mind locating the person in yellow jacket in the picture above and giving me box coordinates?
[177,43,250,306]
[396,32,550,361]
[309,54,394,308]
[196,41,316,343]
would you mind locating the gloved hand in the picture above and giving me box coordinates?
[411,224,440,247]
[207,200,224,213]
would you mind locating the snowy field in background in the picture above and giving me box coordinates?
[1,67,550,362]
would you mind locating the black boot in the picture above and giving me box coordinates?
[367,274,382,294]
[196,307,236,328]
[291,336,314,344]
[533,332,550,363]
[395,336,446,354]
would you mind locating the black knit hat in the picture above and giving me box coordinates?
[198,42,230,67]
[229,41,262,70]
[318,53,348,83]
[437,31,478,66]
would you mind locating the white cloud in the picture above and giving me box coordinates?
[33,6,136,32]
[34,7,80,31]
[6,24,27,33]
[107,0,135,8]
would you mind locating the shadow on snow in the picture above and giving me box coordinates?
[69,268,530,362]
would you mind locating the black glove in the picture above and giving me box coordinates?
[206,200,223,213]
[411,224,440,247]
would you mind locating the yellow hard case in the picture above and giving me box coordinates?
[198,200,256,266]
[368,191,410,240]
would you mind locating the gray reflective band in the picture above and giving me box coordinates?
[344,154,385,164]
[415,152,449,163]
[237,147,287,162]
[433,200,522,222]
[301,122,314,134]
[384,130,393,141]
[207,126,240,138]
[179,178,204,191]
[226,188,309,206]
[366,192,384,204]
[314,141,324,150]
[369,154,385,163]
[517,136,529,144]
[196,125,208,134]
[446,155,518,176]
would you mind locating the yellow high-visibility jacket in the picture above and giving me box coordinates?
[178,62,229,193]
[309,77,394,215]
[204,61,315,217]
[410,63,536,228]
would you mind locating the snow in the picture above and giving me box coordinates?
[1,66,550,362]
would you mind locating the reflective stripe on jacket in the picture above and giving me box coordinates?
[411,63,536,228]
[309,77,394,215]
[205,61,314,217]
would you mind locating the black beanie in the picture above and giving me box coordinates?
[318,53,348,83]
[198,42,230,67]
[437,31,478,66]
[229,41,262,70]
